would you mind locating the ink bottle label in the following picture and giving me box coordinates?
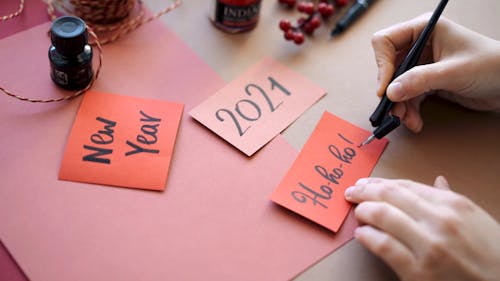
[212,0,261,33]
[49,49,93,90]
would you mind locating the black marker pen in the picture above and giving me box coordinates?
[330,0,374,36]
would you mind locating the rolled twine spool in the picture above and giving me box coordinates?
[0,0,182,103]
[47,0,182,45]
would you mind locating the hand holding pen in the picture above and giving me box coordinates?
[345,7,500,280]
[344,12,500,280]
[359,0,449,147]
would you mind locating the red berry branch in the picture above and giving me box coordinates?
[278,0,350,45]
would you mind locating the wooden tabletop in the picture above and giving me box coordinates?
[148,0,500,280]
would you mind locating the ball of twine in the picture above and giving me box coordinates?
[48,0,182,45]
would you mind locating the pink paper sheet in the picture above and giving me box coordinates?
[0,241,27,281]
[0,0,49,40]
[0,1,50,279]
[0,19,356,281]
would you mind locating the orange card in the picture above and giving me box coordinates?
[59,91,184,191]
[190,57,326,156]
[270,111,388,232]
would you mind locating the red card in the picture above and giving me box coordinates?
[59,91,184,191]
[270,111,388,232]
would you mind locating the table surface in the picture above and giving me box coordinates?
[1,1,499,280]
[144,0,500,280]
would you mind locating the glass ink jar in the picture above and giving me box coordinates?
[211,0,262,33]
[49,16,93,90]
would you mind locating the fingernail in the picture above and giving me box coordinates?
[387,82,404,101]
[356,178,369,185]
[344,186,354,199]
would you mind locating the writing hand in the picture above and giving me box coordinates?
[344,176,500,281]
[372,14,500,133]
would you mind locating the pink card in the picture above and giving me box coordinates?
[59,91,184,191]
[271,111,388,232]
[190,57,326,156]
[0,0,49,40]
[0,20,356,281]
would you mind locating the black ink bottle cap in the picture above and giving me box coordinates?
[50,16,89,57]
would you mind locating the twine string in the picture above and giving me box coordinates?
[0,0,182,103]
[1,0,24,21]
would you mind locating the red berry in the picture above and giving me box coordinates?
[305,5,315,14]
[293,32,305,44]
[284,29,295,41]
[279,0,296,8]
[297,2,315,15]
[297,17,307,26]
[302,22,315,34]
[297,2,306,11]
[309,16,321,28]
[318,3,335,17]
[285,0,297,7]
[318,2,327,11]
[335,0,349,7]
[279,19,292,31]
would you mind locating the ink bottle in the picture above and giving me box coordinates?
[211,0,262,33]
[49,16,93,90]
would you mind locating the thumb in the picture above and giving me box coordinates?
[433,175,451,190]
[386,62,454,102]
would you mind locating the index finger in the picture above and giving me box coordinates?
[348,177,454,204]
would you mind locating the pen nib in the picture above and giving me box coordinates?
[358,135,375,148]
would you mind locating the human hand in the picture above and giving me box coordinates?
[372,14,500,132]
[344,176,500,281]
